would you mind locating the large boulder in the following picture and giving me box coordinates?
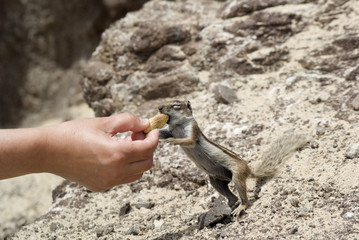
[81,0,309,116]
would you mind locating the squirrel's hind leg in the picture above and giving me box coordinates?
[208,176,238,208]
[231,169,250,218]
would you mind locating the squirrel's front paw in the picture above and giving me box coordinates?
[166,138,179,145]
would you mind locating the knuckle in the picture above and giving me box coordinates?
[108,148,126,164]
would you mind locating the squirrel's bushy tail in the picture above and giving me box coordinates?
[251,133,309,179]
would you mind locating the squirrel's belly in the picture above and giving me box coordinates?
[182,143,232,180]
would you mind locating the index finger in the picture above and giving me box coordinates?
[103,113,149,134]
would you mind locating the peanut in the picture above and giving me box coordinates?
[143,114,169,133]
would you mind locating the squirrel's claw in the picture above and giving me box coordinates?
[231,204,247,219]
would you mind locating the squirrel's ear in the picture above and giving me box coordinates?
[187,101,192,113]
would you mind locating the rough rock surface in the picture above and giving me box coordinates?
[9,0,359,239]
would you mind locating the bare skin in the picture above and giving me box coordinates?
[0,113,159,192]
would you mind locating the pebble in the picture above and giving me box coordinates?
[345,143,359,159]
[351,94,359,110]
[133,202,155,209]
[197,197,231,230]
[307,177,315,182]
[342,211,355,220]
[119,202,131,216]
[95,226,105,238]
[212,84,239,104]
[316,127,325,136]
[96,224,114,238]
[290,197,300,207]
[126,224,140,235]
[49,223,58,232]
[289,226,299,234]
[153,219,165,229]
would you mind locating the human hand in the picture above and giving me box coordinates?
[40,113,159,192]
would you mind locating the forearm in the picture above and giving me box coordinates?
[0,127,47,179]
[0,114,158,191]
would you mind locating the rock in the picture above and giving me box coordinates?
[146,46,187,73]
[224,11,301,45]
[350,94,359,111]
[316,127,325,136]
[219,0,287,19]
[152,45,187,61]
[49,222,59,232]
[52,180,71,202]
[133,201,155,209]
[310,141,319,149]
[156,174,174,188]
[290,197,300,207]
[82,83,108,103]
[80,0,307,115]
[341,211,355,220]
[304,34,359,78]
[119,202,131,216]
[130,24,191,56]
[252,48,289,67]
[95,226,105,238]
[96,224,114,237]
[289,226,299,234]
[344,65,359,81]
[345,143,359,159]
[153,219,165,229]
[126,224,140,235]
[91,99,114,117]
[212,84,239,104]
[332,36,359,52]
[221,58,263,75]
[139,72,199,100]
[82,61,114,85]
[198,197,232,230]
[104,225,115,235]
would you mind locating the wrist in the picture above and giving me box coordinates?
[32,126,52,174]
[0,127,48,179]
[35,124,67,176]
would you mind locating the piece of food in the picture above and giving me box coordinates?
[143,114,169,133]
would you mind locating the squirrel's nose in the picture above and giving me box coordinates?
[158,106,164,112]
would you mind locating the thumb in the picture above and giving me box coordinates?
[101,113,149,134]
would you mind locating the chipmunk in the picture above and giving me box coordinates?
[158,100,308,217]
